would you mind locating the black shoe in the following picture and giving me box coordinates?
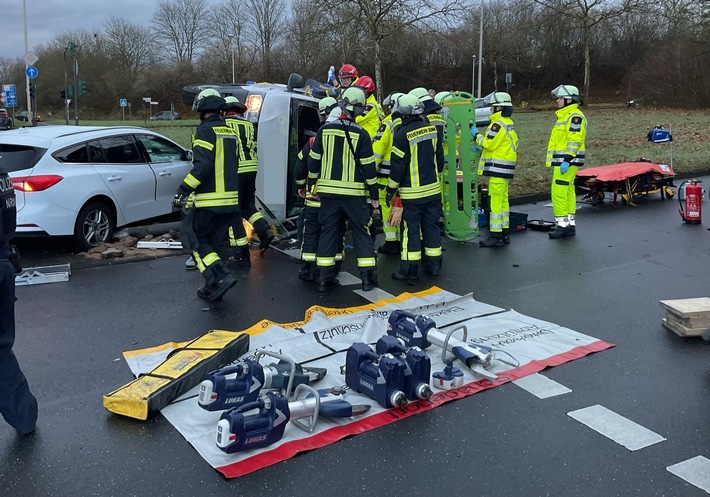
[392,264,418,286]
[229,256,251,268]
[317,278,339,292]
[298,264,316,281]
[502,229,510,245]
[361,270,378,291]
[569,225,576,236]
[479,235,505,248]
[259,229,275,249]
[549,226,572,239]
[378,241,401,255]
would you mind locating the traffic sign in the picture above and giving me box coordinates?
[119,98,127,107]
[26,66,38,79]
[3,84,17,107]
[24,51,39,66]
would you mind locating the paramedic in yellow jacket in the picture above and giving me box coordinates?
[473,92,518,248]
[355,76,384,139]
[546,84,587,239]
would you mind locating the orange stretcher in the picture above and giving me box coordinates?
[575,160,676,206]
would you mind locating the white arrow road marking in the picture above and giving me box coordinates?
[667,456,710,494]
[513,373,572,398]
[568,404,666,451]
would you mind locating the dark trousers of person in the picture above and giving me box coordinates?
[192,208,238,272]
[0,250,38,435]
[401,197,443,273]
[301,204,346,271]
[316,196,375,283]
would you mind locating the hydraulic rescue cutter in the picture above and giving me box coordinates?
[216,385,371,453]
[198,350,326,411]
[387,310,519,380]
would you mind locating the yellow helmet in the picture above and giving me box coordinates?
[395,94,424,116]
[434,91,453,105]
[193,88,224,112]
[340,87,367,115]
[318,97,338,114]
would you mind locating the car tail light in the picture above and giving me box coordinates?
[12,175,64,192]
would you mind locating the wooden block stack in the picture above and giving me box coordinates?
[659,297,710,337]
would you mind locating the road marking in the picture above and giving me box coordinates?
[567,405,666,451]
[513,373,571,398]
[354,287,395,302]
[337,271,361,286]
[667,456,710,493]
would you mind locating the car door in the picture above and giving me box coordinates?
[134,134,192,215]
[90,135,160,223]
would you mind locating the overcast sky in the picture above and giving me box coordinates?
[5,0,156,60]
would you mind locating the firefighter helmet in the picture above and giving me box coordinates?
[193,88,225,112]
[338,64,358,87]
[483,91,512,107]
[383,92,403,108]
[551,84,580,102]
[318,96,338,115]
[356,75,375,95]
[396,94,424,116]
[340,87,367,115]
[434,91,453,105]
[408,87,440,113]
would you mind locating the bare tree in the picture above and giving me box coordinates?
[210,0,259,82]
[531,0,642,102]
[104,17,157,76]
[152,0,211,64]
[313,0,466,101]
[245,0,288,80]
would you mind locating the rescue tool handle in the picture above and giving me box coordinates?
[235,400,262,414]
[439,324,469,363]
[290,384,319,433]
[255,350,297,398]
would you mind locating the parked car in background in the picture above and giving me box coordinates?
[15,110,41,122]
[0,125,193,250]
[0,109,13,130]
[474,98,492,127]
[150,111,181,121]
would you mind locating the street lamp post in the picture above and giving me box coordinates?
[472,55,476,96]
[227,34,235,84]
[477,0,484,98]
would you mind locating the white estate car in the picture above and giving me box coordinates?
[0,125,193,250]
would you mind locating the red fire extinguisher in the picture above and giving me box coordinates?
[678,179,702,224]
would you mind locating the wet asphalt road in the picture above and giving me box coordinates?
[2,178,709,497]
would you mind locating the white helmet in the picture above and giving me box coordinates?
[340,87,367,115]
[483,91,512,107]
[383,92,404,107]
[318,97,338,115]
[551,85,580,102]
[395,94,424,116]
[434,91,454,105]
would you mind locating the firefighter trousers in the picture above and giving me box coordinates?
[0,254,38,435]
[488,176,510,234]
[192,208,238,273]
[316,196,376,282]
[238,172,270,242]
[401,196,442,272]
[551,165,579,218]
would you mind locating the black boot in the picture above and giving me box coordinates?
[361,269,378,291]
[254,219,276,249]
[392,263,419,286]
[377,240,401,255]
[479,232,505,248]
[317,278,339,292]
[423,256,442,276]
[198,262,237,302]
[229,245,251,267]
[502,228,510,245]
[298,262,316,281]
[548,225,572,239]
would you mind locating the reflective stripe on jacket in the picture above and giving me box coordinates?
[224,114,258,174]
[546,103,587,168]
[477,111,518,179]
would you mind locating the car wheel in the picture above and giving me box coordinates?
[74,201,115,251]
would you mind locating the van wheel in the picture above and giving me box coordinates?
[74,201,115,251]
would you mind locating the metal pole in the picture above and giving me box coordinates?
[73,59,79,125]
[472,56,476,96]
[231,45,235,84]
[477,0,484,98]
[22,0,34,126]
[63,48,69,124]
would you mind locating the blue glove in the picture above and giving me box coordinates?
[559,161,570,174]
[470,127,479,138]
[471,145,482,154]
[327,66,336,84]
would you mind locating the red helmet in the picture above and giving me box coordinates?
[356,76,375,95]
[338,64,358,80]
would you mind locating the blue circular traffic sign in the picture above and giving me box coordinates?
[26,66,39,79]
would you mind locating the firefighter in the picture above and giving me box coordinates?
[223,96,274,267]
[354,75,384,139]
[409,87,444,142]
[308,87,380,292]
[387,94,445,284]
[473,92,519,248]
[547,84,587,238]
[174,89,239,302]
[373,92,404,255]
[336,64,358,89]
[0,166,38,436]
[294,97,341,281]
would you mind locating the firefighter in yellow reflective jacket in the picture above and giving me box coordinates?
[308,87,380,292]
[173,89,239,302]
[546,84,587,239]
[354,76,384,139]
[387,94,445,283]
[223,96,274,267]
[474,92,518,248]
[373,92,404,255]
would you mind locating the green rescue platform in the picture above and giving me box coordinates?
[439,92,481,241]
